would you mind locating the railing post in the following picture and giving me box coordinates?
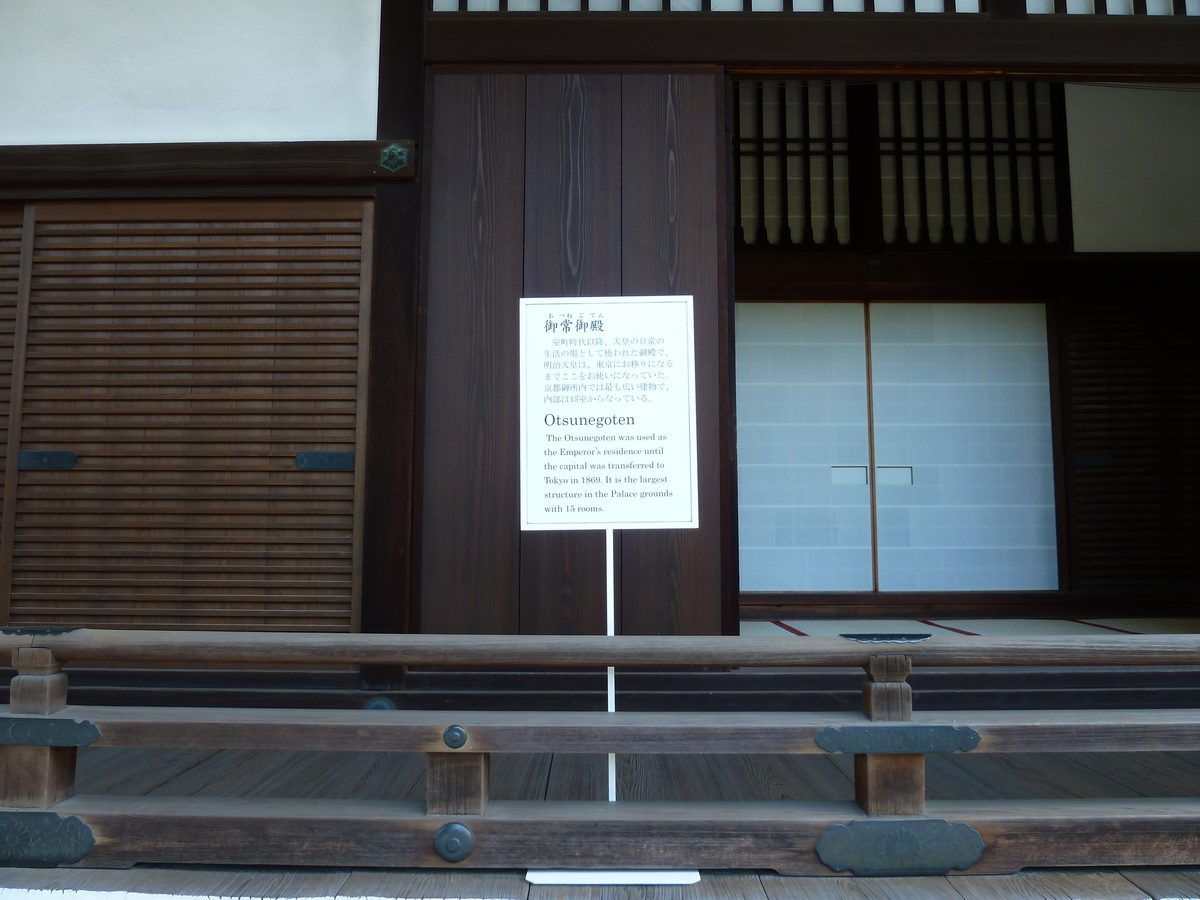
[2,648,76,808]
[425,752,490,816]
[855,654,925,816]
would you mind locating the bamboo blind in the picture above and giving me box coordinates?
[0,199,372,632]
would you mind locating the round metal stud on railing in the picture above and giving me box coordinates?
[434,822,474,863]
[443,725,468,749]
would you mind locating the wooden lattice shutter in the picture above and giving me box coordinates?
[0,199,371,632]
[0,207,25,546]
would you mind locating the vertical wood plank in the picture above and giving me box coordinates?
[0,203,33,623]
[420,74,526,634]
[520,74,621,636]
[425,752,490,816]
[620,71,725,635]
[350,200,375,634]
[0,745,76,808]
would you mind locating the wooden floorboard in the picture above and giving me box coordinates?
[761,872,963,899]
[1121,867,1200,899]
[526,872,768,900]
[340,868,530,899]
[0,865,353,896]
[949,869,1152,899]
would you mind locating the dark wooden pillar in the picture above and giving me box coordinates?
[359,0,424,685]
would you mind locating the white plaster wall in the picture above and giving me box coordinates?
[0,0,381,145]
[1066,83,1200,252]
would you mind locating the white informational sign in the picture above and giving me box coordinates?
[519,296,699,533]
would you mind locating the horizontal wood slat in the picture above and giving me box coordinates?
[29,704,1200,755]
[0,212,21,481]
[4,629,1198,668]
[5,199,372,632]
[41,793,1200,874]
[0,143,414,191]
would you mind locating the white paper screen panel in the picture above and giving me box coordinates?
[870,303,1057,591]
[735,304,873,592]
[0,0,381,145]
[735,302,1058,593]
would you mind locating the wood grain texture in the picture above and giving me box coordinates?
[0,744,75,807]
[620,71,724,636]
[420,74,526,635]
[6,629,1200,669]
[855,753,926,816]
[38,705,1200,755]
[0,865,353,897]
[426,751,490,815]
[38,793,1200,873]
[761,873,963,899]
[341,869,529,900]
[1120,867,1200,900]
[3,199,372,632]
[950,870,1151,900]
[520,74,621,637]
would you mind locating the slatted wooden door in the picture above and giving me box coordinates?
[0,199,372,632]
[0,206,25,552]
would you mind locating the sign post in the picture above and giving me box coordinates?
[519,295,700,803]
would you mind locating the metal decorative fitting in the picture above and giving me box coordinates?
[18,451,76,471]
[816,818,984,876]
[0,717,100,748]
[816,724,979,755]
[0,813,95,867]
[295,451,354,472]
[841,633,931,644]
[0,627,79,636]
[379,142,410,173]
[364,696,396,710]
[443,725,468,749]
[433,822,475,863]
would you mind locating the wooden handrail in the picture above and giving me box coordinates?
[2,628,1197,668]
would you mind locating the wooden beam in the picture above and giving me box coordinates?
[22,705,1200,755]
[5,628,1200,668]
[0,141,415,192]
[425,14,1200,76]
[735,252,1200,304]
[43,794,1200,873]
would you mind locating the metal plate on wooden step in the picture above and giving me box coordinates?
[815,724,980,754]
[816,818,984,875]
[0,812,95,866]
[0,716,100,747]
[840,633,931,643]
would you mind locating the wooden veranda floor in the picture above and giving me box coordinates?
[3,746,1200,899]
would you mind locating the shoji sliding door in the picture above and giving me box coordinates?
[736,302,1058,594]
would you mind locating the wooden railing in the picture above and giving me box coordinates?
[2,629,1200,874]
